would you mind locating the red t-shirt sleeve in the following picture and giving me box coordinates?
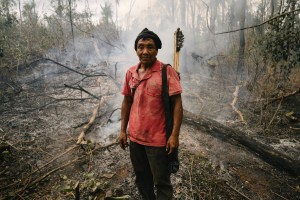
[167,66,182,96]
[122,70,132,96]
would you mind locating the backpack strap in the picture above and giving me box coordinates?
[162,64,180,173]
[162,64,173,140]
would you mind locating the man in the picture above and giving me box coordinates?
[118,28,183,200]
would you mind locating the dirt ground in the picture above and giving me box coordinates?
[0,61,300,199]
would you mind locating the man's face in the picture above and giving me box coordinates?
[136,38,158,66]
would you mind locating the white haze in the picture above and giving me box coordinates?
[21,0,154,28]
[16,0,258,143]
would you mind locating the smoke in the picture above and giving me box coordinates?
[84,107,122,145]
[31,0,255,144]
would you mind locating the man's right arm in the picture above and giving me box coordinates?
[118,95,133,149]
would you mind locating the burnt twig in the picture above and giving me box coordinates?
[77,97,105,144]
[64,84,100,100]
[226,183,251,200]
[16,158,79,196]
[28,58,111,78]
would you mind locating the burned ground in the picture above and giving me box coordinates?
[0,60,300,200]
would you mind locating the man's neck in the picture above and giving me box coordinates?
[140,59,156,70]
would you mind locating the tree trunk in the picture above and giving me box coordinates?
[209,0,217,33]
[18,0,22,22]
[270,0,277,17]
[228,0,236,45]
[236,0,246,80]
[183,110,300,176]
[229,0,235,28]
[68,0,75,53]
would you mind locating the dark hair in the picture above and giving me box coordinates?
[134,28,162,51]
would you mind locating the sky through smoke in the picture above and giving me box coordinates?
[20,0,153,28]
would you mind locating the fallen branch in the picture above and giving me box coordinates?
[248,88,300,110]
[28,58,110,78]
[230,86,245,122]
[4,140,20,151]
[31,145,78,175]
[16,158,79,195]
[106,108,121,124]
[64,84,100,100]
[264,88,300,108]
[74,181,80,200]
[47,96,94,101]
[73,115,103,128]
[21,97,95,114]
[73,107,119,129]
[0,145,79,191]
[183,110,300,176]
[289,126,300,131]
[21,100,58,114]
[77,97,105,144]
[92,141,118,153]
[226,183,251,200]
[105,195,131,200]
[271,190,289,200]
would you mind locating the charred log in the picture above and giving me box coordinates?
[183,110,300,176]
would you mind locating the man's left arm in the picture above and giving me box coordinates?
[166,94,183,154]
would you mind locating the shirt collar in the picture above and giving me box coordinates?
[129,60,163,80]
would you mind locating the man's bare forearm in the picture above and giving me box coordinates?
[121,96,133,132]
[171,94,183,138]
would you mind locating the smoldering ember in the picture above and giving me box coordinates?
[0,0,300,200]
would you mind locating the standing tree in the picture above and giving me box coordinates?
[101,2,113,26]
[236,0,247,79]
[115,0,120,26]
[261,0,300,80]
[22,0,39,57]
[67,0,75,54]
[0,0,21,67]
[97,1,120,55]
[45,0,69,51]
[270,0,278,17]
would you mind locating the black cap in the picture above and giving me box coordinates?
[134,28,162,51]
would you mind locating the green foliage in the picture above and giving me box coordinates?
[0,0,20,67]
[259,0,300,78]
[0,138,11,162]
[1,150,10,161]
[0,0,104,68]
[59,172,106,199]
[0,0,52,67]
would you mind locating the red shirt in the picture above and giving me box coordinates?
[122,60,182,147]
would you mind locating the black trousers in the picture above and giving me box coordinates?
[129,141,173,200]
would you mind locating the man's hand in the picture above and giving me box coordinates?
[118,130,128,150]
[166,135,179,154]
[119,96,132,150]
[166,94,182,155]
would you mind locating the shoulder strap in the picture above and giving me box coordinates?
[162,64,173,140]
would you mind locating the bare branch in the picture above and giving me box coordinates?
[28,58,111,78]
[64,84,100,100]
[77,97,106,144]
[215,8,300,35]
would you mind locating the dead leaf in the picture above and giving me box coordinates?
[101,173,115,179]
